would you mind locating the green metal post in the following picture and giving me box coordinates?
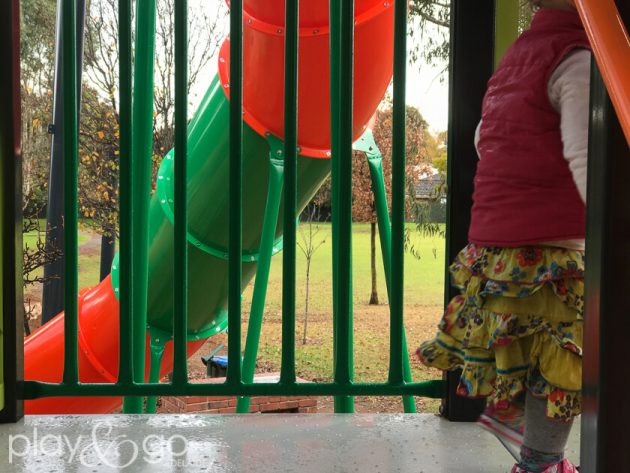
[144,334,166,413]
[331,0,355,413]
[123,0,157,413]
[236,145,284,413]
[389,0,407,385]
[494,0,521,67]
[280,0,299,387]
[172,0,189,388]
[62,0,79,386]
[117,0,133,389]
[227,0,243,387]
[329,0,349,413]
[355,132,416,413]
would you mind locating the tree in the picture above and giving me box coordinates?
[78,86,120,241]
[430,130,447,175]
[20,0,62,333]
[408,0,450,67]
[20,0,56,216]
[408,2,534,70]
[352,102,433,305]
[80,0,226,241]
[297,205,327,345]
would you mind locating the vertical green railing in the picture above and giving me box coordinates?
[123,0,157,413]
[388,0,407,387]
[21,0,448,407]
[62,0,79,387]
[117,0,133,390]
[172,0,189,387]
[280,0,298,386]
[227,0,243,388]
[331,0,355,413]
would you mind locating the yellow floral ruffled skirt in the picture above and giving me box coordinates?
[417,244,584,420]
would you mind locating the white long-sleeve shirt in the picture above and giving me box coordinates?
[475,49,591,250]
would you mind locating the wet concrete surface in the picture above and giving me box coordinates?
[0,414,580,472]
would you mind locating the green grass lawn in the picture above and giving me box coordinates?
[235,222,446,412]
[248,222,446,313]
[26,219,447,412]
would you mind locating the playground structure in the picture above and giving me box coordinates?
[0,0,629,471]
[22,0,431,415]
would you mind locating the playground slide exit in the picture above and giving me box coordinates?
[24,0,396,414]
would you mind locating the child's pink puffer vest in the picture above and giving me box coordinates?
[468,10,590,247]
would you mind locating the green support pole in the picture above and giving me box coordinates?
[123,0,157,413]
[280,0,299,389]
[330,0,355,414]
[227,0,244,389]
[495,0,521,67]
[236,137,284,414]
[61,0,80,386]
[172,0,189,389]
[117,0,133,390]
[389,0,408,388]
[144,333,166,414]
[354,132,416,413]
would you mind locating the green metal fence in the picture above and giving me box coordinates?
[19,0,447,414]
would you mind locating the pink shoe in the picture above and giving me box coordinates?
[478,402,525,448]
[511,459,579,472]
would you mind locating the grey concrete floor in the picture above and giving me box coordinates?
[0,414,580,472]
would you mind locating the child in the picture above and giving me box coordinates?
[417,1,591,472]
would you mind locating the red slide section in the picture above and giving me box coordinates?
[25,278,206,414]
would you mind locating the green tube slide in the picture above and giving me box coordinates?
[112,73,330,352]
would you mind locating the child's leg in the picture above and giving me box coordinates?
[518,391,574,472]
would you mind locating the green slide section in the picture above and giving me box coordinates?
[112,73,331,346]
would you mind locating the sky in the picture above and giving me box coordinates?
[404,59,449,133]
[189,0,451,135]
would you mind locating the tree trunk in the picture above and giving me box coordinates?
[100,234,116,282]
[369,221,379,305]
[302,259,311,344]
